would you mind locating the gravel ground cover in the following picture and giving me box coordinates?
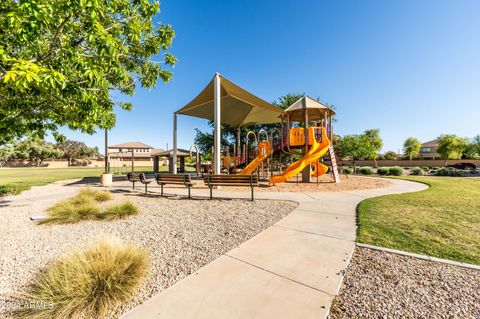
[0,183,297,318]
[330,247,480,318]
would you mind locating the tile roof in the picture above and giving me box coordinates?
[421,140,438,147]
[108,142,153,148]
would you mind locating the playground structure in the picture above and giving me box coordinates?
[172,73,339,185]
[217,106,336,184]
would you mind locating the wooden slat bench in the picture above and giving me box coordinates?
[156,173,194,198]
[127,172,152,194]
[204,174,258,201]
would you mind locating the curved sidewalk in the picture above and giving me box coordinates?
[121,178,427,319]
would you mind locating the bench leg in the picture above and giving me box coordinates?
[210,187,213,200]
[132,181,135,190]
[145,183,147,194]
[251,186,254,201]
[161,184,163,196]
[187,186,191,199]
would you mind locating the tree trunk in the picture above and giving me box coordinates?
[444,158,448,166]
[352,161,356,174]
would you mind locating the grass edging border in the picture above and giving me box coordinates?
[355,243,480,271]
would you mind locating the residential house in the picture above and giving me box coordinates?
[418,140,440,159]
[108,142,163,161]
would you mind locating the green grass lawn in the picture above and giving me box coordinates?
[0,166,153,196]
[357,176,480,265]
[0,165,197,196]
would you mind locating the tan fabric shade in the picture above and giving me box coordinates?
[284,96,335,122]
[175,74,284,126]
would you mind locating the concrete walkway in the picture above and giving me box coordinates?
[120,178,427,319]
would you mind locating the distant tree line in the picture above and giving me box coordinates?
[0,138,100,167]
[399,135,480,165]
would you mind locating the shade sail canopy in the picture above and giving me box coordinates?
[175,74,284,126]
[284,96,336,122]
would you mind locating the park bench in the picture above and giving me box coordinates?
[204,174,258,201]
[127,172,152,194]
[156,173,194,198]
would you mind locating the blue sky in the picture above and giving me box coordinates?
[58,0,480,153]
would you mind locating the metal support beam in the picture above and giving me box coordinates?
[213,73,221,174]
[173,113,178,174]
[104,129,109,174]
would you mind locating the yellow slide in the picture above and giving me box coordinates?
[269,127,330,184]
[240,141,270,175]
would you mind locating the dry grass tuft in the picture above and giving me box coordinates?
[40,189,138,224]
[14,237,149,319]
[40,200,100,224]
[78,188,113,202]
[103,201,139,219]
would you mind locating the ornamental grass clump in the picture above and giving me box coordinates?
[101,201,139,220]
[78,188,113,202]
[14,237,149,319]
[40,189,138,224]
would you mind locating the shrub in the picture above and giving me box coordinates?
[389,166,404,176]
[411,167,424,175]
[359,166,373,175]
[343,167,352,174]
[377,167,390,176]
[15,237,149,319]
[435,168,465,177]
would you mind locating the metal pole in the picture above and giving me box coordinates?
[173,113,177,174]
[329,114,333,140]
[104,129,109,174]
[237,127,241,157]
[214,73,221,174]
[302,100,311,182]
[131,150,134,172]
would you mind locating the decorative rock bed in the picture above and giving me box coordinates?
[330,247,480,318]
[0,184,297,318]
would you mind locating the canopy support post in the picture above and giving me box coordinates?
[214,73,221,174]
[302,101,311,182]
[173,113,178,174]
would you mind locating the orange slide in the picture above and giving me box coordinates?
[240,141,270,175]
[269,127,330,184]
[311,161,329,177]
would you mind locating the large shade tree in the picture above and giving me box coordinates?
[336,133,378,173]
[436,134,469,165]
[403,137,421,162]
[463,135,480,159]
[15,138,63,166]
[57,139,100,165]
[363,129,383,166]
[0,0,176,145]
